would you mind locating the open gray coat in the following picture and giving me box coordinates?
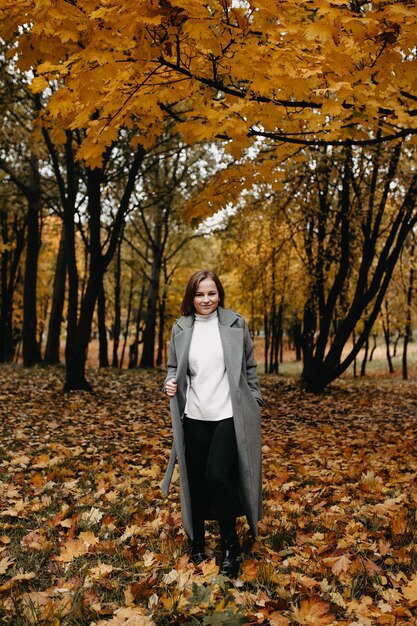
[161,306,263,539]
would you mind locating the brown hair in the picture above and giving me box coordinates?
[180,270,225,316]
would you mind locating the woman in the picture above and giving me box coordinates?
[161,269,263,577]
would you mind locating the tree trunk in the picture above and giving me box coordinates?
[369,334,377,361]
[293,322,302,361]
[44,222,67,363]
[0,211,25,362]
[64,167,103,391]
[301,301,316,386]
[264,311,270,374]
[22,154,42,367]
[140,211,163,368]
[112,238,122,367]
[157,291,166,367]
[129,281,146,368]
[140,253,162,367]
[392,331,401,357]
[97,281,109,367]
[277,301,283,365]
[402,237,415,380]
[360,336,369,377]
[352,331,357,378]
[120,267,134,369]
[382,301,394,374]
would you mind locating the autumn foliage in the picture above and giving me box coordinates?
[1,1,417,168]
[1,366,417,624]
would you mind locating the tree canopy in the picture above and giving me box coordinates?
[2,0,417,178]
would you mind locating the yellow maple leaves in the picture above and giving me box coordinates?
[1,0,416,179]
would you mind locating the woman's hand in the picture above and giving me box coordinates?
[165,379,178,397]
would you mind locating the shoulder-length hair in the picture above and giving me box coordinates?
[180,270,225,316]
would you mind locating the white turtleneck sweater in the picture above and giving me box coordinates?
[185,310,233,421]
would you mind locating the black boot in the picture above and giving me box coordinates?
[190,541,208,565]
[219,537,241,578]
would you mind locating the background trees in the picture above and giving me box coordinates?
[1,1,417,391]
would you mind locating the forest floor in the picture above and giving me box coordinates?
[1,365,417,625]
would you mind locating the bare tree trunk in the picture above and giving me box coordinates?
[392,330,401,357]
[156,295,164,367]
[369,334,377,361]
[403,236,415,380]
[352,331,357,378]
[112,238,122,367]
[264,311,270,374]
[293,322,302,361]
[45,222,66,363]
[382,300,394,374]
[22,153,42,366]
[360,336,369,377]
[120,265,134,369]
[0,211,25,362]
[97,281,109,367]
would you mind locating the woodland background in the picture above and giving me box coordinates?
[1,0,417,624]
[1,0,417,393]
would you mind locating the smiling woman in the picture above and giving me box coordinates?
[193,280,220,316]
[161,269,263,578]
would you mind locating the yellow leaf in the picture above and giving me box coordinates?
[402,573,417,605]
[79,531,99,546]
[89,562,115,580]
[55,539,89,562]
[304,22,334,43]
[0,557,14,575]
[31,75,49,93]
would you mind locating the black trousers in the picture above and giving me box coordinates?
[183,416,238,544]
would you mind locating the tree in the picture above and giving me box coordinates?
[123,133,218,368]
[0,181,26,362]
[0,60,44,366]
[40,118,145,389]
[278,142,417,391]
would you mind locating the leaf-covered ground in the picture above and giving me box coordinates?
[1,364,417,625]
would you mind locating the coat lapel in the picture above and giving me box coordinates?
[173,326,193,387]
[218,307,243,389]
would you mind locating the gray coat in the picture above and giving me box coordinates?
[161,306,263,539]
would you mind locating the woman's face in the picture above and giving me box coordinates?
[193,278,220,315]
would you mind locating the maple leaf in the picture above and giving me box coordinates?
[291,597,336,625]
[0,557,14,575]
[322,553,352,575]
[402,573,417,605]
[20,530,53,552]
[94,606,157,625]
[55,538,89,563]
[304,22,335,43]
[79,530,99,547]
[79,506,104,526]
[88,562,115,580]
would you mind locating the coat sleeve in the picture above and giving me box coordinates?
[163,325,178,391]
[243,320,264,406]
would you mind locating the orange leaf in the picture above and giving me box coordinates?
[322,553,352,575]
[292,597,336,625]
